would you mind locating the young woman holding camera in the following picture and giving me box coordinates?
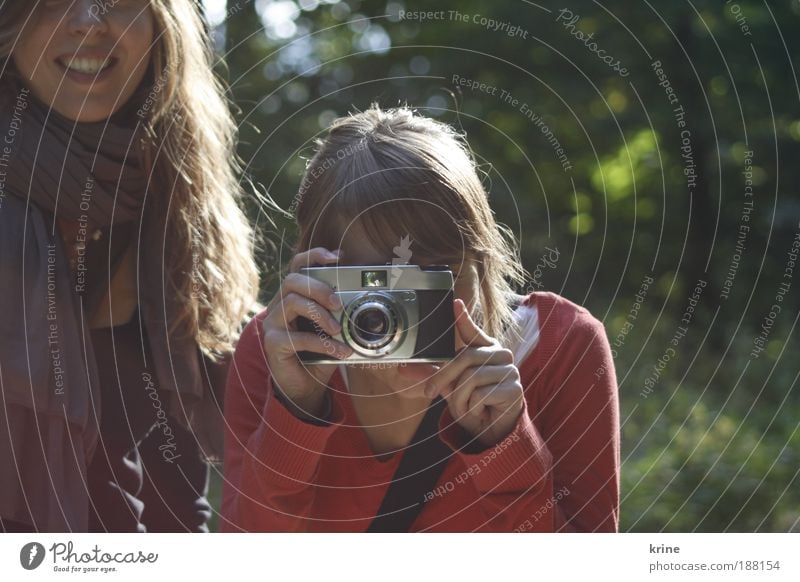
[0,0,258,531]
[222,105,620,532]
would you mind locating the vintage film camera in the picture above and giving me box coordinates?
[296,264,455,364]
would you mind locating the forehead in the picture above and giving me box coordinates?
[335,229,474,279]
[336,222,410,265]
[310,194,475,270]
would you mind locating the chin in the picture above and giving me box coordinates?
[51,90,129,123]
[392,363,438,396]
[349,361,436,398]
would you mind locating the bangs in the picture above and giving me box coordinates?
[309,165,472,267]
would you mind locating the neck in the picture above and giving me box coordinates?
[346,365,398,397]
[345,364,430,408]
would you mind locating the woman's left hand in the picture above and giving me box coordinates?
[425,299,524,447]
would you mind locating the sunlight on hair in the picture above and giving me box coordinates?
[202,0,228,27]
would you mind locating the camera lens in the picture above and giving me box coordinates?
[355,309,388,342]
[348,300,396,350]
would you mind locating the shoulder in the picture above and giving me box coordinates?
[234,307,270,355]
[0,193,43,223]
[517,291,610,368]
[228,307,272,378]
[523,291,605,334]
[225,308,272,409]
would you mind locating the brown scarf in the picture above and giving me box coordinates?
[0,68,227,529]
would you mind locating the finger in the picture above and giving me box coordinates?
[466,375,522,415]
[453,299,494,348]
[289,247,341,274]
[446,365,514,419]
[279,272,343,312]
[427,346,512,399]
[265,330,352,360]
[426,345,513,398]
[268,292,341,336]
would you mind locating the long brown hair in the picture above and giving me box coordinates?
[295,105,526,340]
[1,0,260,357]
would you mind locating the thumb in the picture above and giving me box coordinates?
[454,299,493,348]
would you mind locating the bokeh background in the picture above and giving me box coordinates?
[200,0,800,532]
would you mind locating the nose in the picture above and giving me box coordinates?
[67,0,110,36]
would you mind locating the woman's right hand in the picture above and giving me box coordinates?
[261,247,353,416]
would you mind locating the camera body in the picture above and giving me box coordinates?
[296,264,455,364]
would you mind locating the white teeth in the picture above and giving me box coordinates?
[62,58,112,74]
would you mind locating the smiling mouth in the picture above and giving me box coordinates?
[57,56,117,75]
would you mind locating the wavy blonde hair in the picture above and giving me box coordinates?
[296,105,526,341]
[1,0,259,357]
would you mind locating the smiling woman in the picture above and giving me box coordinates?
[0,0,260,532]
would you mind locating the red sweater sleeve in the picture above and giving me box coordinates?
[221,312,346,532]
[531,295,620,531]
[433,397,556,532]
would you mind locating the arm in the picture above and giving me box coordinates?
[221,314,344,532]
[426,298,558,531]
[436,398,558,532]
[434,301,619,532]
[530,304,620,532]
[222,247,352,532]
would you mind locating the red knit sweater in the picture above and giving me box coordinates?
[221,291,620,532]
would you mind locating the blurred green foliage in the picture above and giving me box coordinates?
[205,0,800,532]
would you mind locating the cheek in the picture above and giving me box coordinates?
[11,49,33,83]
[452,266,481,350]
[13,17,56,81]
[119,11,155,77]
[453,269,481,312]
